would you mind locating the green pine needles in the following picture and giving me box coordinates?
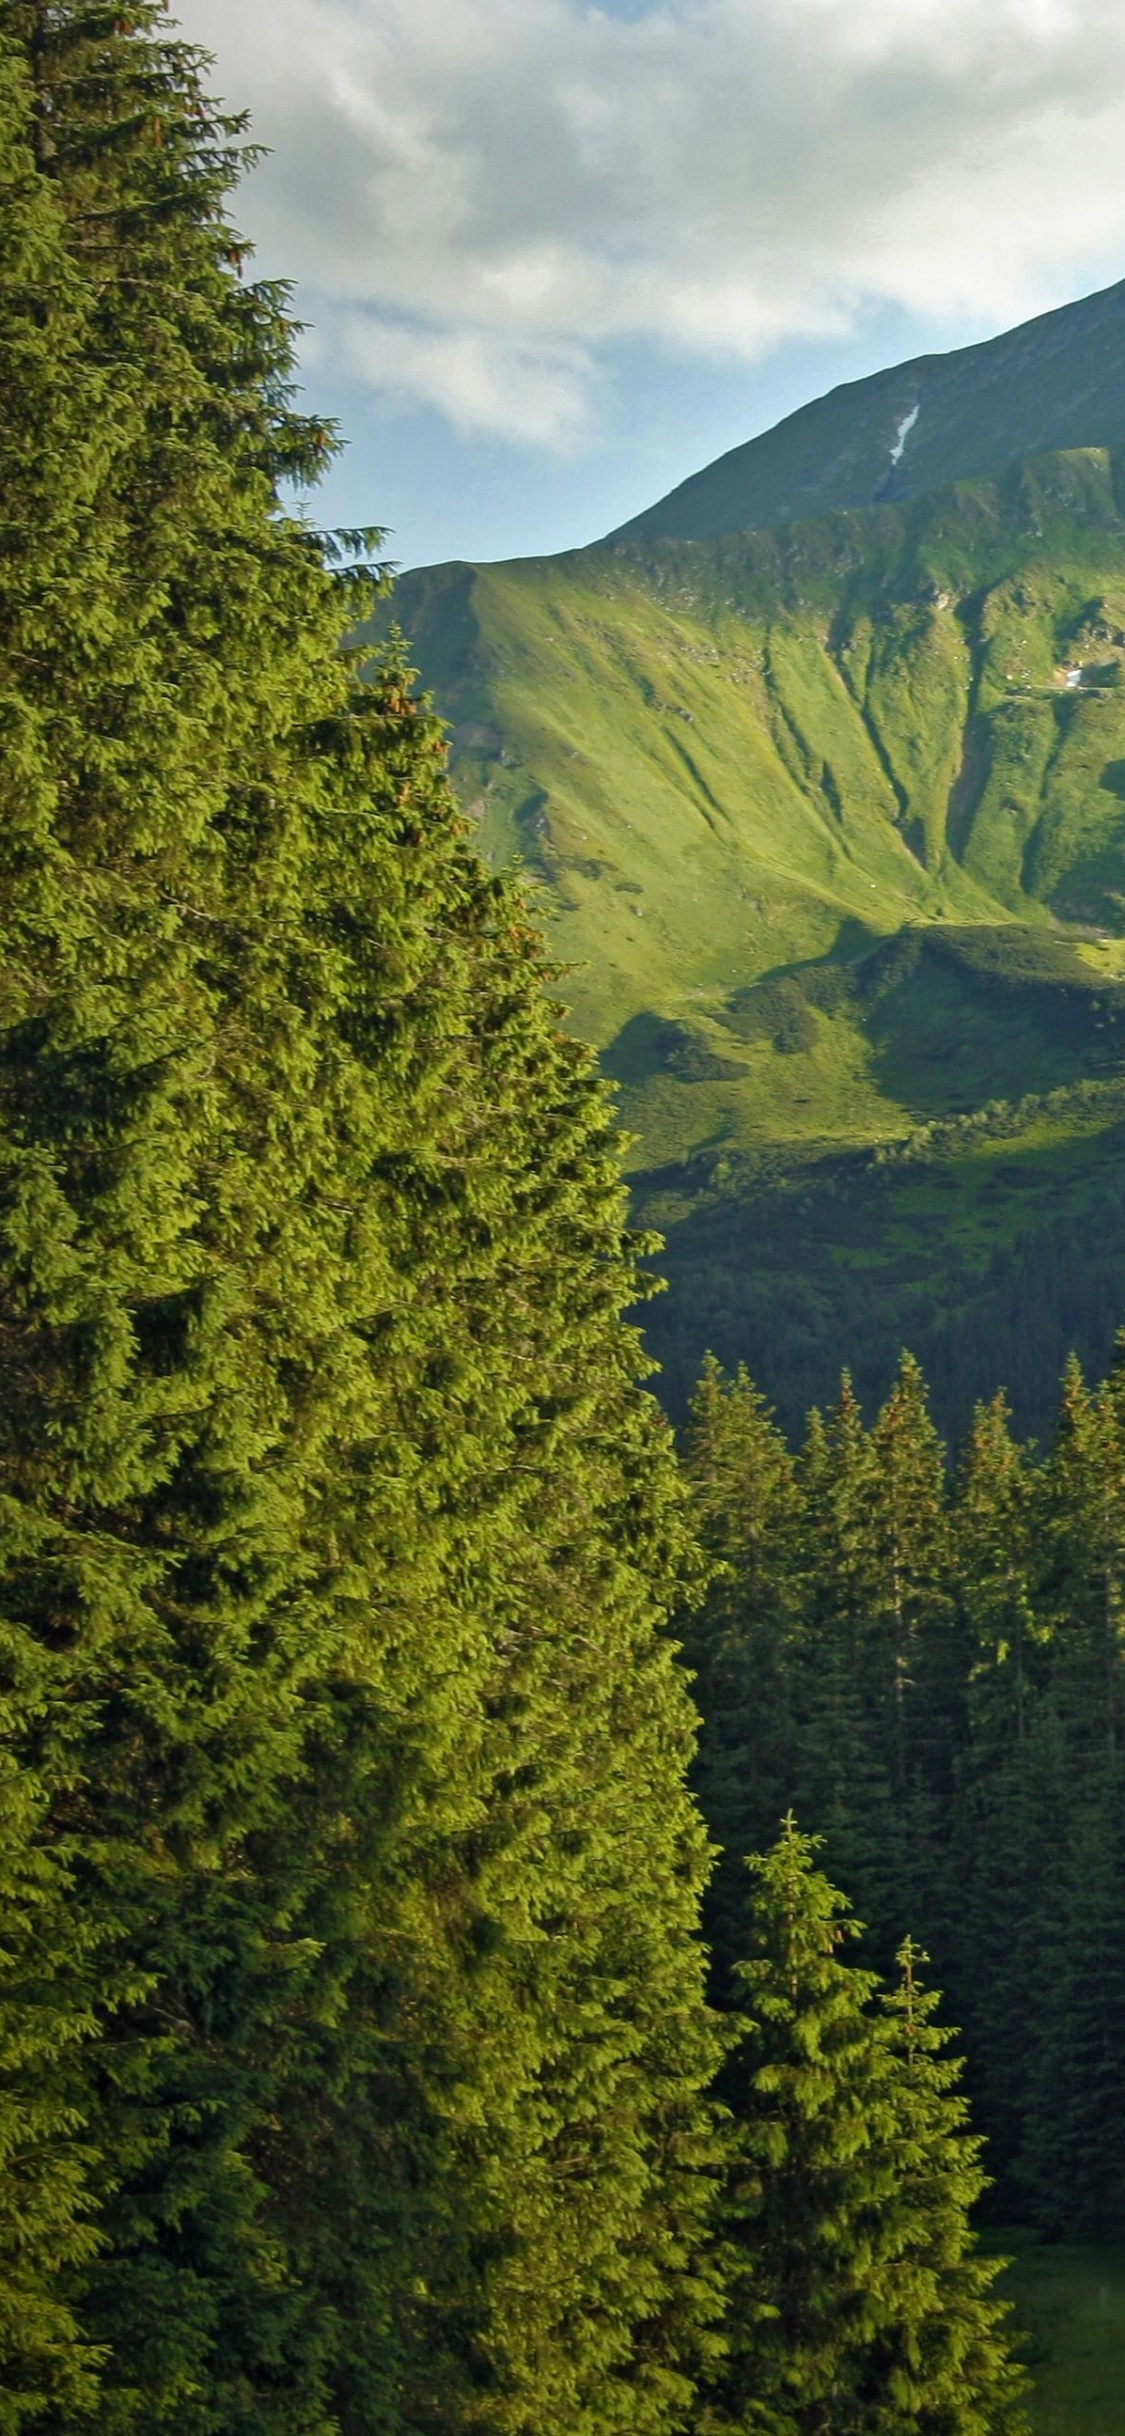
[0,7,723,2429]
[721,1822,1028,2436]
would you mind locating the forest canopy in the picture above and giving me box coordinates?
[684,1344,1125,2246]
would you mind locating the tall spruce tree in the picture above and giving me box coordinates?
[720,1825,1027,2436]
[721,1818,901,2435]
[792,1359,953,1963]
[1041,1352,1125,1761]
[863,1355,953,1823]
[872,1940,1029,2436]
[683,1359,955,1982]
[682,1356,805,1976]
[0,9,724,2431]
[791,1378,902,1955]
[948,1399,1052,2196]
[0,28,154,2421]
[1014,1344,1125,2234]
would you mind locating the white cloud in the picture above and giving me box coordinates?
[174,0,1125,448]
[338,317,597,447]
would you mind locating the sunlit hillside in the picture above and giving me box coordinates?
[382,447,1125,1434]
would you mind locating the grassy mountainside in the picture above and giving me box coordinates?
[380,446,1125,1439]
[613,275,1125,543]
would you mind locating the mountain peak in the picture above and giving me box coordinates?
[608,275,1125,545]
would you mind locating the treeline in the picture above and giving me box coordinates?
[684,1344,1125,2238]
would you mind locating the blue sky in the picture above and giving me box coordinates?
[292,305,987,569]
[176,0,1125,573]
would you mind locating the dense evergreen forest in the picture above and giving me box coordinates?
[0,5,1102,2433]
[684,1349,1125,2249]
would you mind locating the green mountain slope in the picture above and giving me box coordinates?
[612,275,1125,543]
[379,446,1125,1438]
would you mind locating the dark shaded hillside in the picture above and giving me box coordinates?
[612,274,1125,543]
[639,1085,1125,1448]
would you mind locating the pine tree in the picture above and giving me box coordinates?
[1009,1350,1125,2232]
[721,1817,902,2434]
[720,1825,1027,2436]
[953,1395,1044,1750]
[0,10,725,2430]
[948,1398,1051,2194]
[871,1939,1029,2435]
[864,1354,953,1823]
[1040,1351,1125,1761]
[795,1359,954,1963]
[790,1380,901,1953]
[0,27,149,2421]
[682,1356,806,1975]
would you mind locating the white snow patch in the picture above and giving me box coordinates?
[890,403,920,466]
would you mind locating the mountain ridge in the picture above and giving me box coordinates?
[608,273,1125,545]
[374,285,1125,1436]
[384,445,1125,1064]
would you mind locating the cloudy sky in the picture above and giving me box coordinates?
[174,0,1125,570]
